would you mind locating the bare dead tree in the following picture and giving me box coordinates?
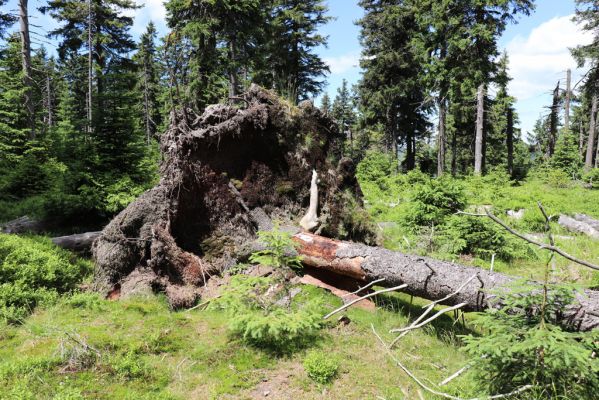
[474,84,485,175]
[585,94,597,170]
[564,69,571,132]
[19,0,35,139]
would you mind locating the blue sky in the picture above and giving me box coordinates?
[3,0,593,135]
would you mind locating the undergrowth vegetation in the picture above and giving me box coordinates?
[0,234,91,323]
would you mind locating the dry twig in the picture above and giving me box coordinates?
[323,284,408,320]
[457,210,599,271]
[372,325,534,400]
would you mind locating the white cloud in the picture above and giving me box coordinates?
[324,52,360,75]
[505,15,593,133]
[130,0,168,37]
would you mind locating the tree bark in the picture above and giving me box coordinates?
[506,107,514,177]
[292,232,599,331]
[580,121,585,156]
[87,0,93,136]
[437,98,446,177]
[19,0,35,139]
[51,232,102,254]
[585,94,597,170]
[474,84,485,175]
[548,81,560,157]
[565,69,571,132]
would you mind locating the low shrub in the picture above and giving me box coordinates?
[462,283,599,399]
[0,234,91,323]
[212,275,324,353]
[439,215,533,261]
[303,350,339,384]
[404,177,466,228]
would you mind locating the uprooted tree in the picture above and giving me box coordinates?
[92,85,376,307]
[90,85,599,330]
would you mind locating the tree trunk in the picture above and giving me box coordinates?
[580,121,585,156]
[565,69,571,132]
[19,0,35,140]
[87,0,93,135]
[474,84,485,175]
[143,58,151,145]
[585,95,597,170]
[292,232,599,331]
[228,36,239,98]
[548,81,560,157]
[507,107,514,177]
[437,98,446,177]
[51,232,102,254]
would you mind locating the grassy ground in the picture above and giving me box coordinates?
[3,173,599,399]
[361,171,599,285]
[0,289,474,399]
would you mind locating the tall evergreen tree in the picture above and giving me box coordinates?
[357,0,430,170]
[134,22,162,144]
[331,79,357,155]
[262,0,331,102]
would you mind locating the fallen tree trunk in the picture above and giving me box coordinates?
[0,216,45,234]
[51,232,102,254]
[293,232,599,331]
[48,227,599,330]
[558,214,599,239]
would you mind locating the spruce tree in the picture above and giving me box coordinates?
[134,22,162,144]
[263,0,331,102]
[357,0,430,170]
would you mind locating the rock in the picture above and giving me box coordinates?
[507,209,525,220]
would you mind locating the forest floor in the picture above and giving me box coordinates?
[2,174,599,399]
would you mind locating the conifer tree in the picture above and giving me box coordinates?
[263,0,331,102]
[134,22,162,144]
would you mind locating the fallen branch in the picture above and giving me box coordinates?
[372,325,534,400]
[323,284,408,320]
[389,303,467,334]
[457,210,599,271]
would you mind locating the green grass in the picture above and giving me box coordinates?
[3,167,599,398]
[360,172,599,285]
[0,287,476,399]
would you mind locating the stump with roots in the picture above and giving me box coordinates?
[92,85,376,308]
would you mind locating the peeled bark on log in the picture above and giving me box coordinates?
[51,231,101,254]
[92,85,376,306]
[292,232,599,331]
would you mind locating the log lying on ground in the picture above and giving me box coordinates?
[558,214,599,239]
[0,216,45,234]
[292,232,599,331]
[51,232,102,254]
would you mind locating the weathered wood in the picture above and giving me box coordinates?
[51,232,102,254]
[474,84,485,175]
[292,232,599,331]
[0,216,45,234]
[585,94,597,170]
[558,214,599,239]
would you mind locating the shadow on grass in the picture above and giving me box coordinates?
[371,290,476,343]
